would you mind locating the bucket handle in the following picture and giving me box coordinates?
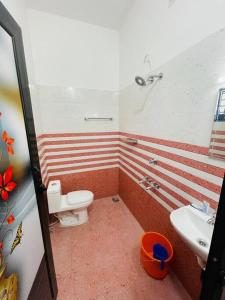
[141,257,166,270]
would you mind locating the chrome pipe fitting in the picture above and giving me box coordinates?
[149,159,157,165]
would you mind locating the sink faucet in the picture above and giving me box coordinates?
[207,211,217,225]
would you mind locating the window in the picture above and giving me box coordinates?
[215,88,225,121]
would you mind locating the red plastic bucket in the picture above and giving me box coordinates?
[140,232,173,279]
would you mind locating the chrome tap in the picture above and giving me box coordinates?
[207,211,217,225]
[152,182,160,189]
[146,186,153,191]
[146,178,153,184]
[139,176,149,184]
[145,182,160,191]
[149,159,157,165]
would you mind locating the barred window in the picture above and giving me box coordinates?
[215,88,225,121]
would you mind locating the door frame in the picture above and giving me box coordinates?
[200,174,225,299]
[0,2,57,298]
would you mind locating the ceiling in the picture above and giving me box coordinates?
[26,0,134,30]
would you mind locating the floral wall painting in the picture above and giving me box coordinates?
[0,15,44,300]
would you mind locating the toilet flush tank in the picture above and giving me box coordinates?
[47,180,62,213]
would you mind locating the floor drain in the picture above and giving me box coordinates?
[197,238,208,248]
[112,197,120,203]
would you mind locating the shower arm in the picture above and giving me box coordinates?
[135,72,163,86]
[148,73,163,80]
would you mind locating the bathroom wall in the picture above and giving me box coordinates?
[37,130,119,197]
[27,9,120,194]
[27,9,119,90]
[119,1,225,299]
[120,0,225,89]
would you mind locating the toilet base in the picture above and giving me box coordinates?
[57,208,88,227]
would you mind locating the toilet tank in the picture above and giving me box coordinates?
[47,180,62,213]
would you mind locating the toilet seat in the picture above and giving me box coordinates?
[67,190,94,206]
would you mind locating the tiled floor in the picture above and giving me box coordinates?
[50,197,191,300]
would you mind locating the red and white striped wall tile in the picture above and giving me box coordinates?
[119,132,224,210]
[37,132,120,185]
[37,131,225,212]
[209,130,225,157]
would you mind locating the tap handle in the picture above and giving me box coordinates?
[212,210,217,217]
[152,182,160,189]
[139,176,149,184]
[149,159,157,165]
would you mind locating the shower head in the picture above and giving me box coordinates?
[135,73,163,86]
[135,76,147,86]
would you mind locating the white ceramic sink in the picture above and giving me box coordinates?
[170,205,214,262]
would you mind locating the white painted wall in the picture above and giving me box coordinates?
[36,85,119,133]
[119,0,225,149]
[120,0,225,89]
[119,28,225,148]
[27,9,119,91]
[27,9,119,134]
[26,0,134,30]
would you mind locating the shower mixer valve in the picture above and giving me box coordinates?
[139,176,152,184]
[152,182,160,189]
[145,182,160,191]
[149,159,157,165]
[139,176,149,184]
[139,177,160,190]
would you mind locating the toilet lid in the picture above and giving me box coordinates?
[67,190,94,206]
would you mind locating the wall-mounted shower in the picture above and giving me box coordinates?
[135,54,163,87]
[135,73,163,86]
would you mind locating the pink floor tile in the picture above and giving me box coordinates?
[51,197,192,300]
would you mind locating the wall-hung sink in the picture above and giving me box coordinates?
[170,205,215,263]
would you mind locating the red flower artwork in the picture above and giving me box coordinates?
[0,113,19,255]
[0,166,17,201]
[7,215,15,225]
[2,130,15,155]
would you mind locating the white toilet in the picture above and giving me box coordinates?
[47,180,94,227]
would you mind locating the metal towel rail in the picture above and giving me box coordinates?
[84,117,113,121]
